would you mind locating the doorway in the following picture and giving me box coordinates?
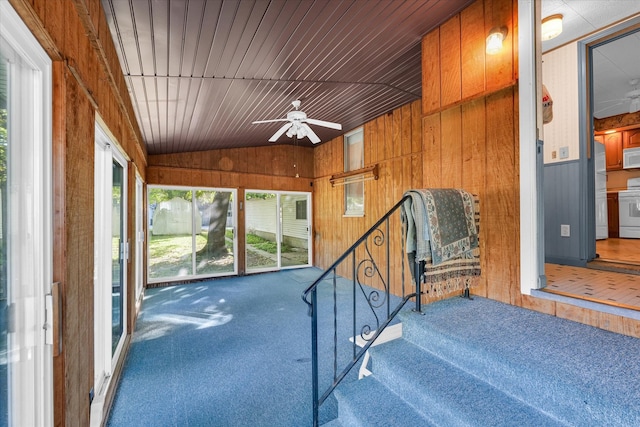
[245,191,312,273]
[589,26,640,270]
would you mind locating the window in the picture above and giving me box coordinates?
[344,127,364,216]
[296,200,307,220]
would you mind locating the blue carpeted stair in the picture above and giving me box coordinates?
[328,296,640,426]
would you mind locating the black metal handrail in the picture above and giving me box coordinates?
[302,194,422,426]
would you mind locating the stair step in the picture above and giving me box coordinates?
[370,339,565,426]
[399,297,640,426]
[334,375,435,427]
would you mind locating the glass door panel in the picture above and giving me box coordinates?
[245,192,278,272]
[0,49,8,427]
[148,189,194,280]
[0,10,52,423]
[195,190,235,275]
[281,193,311,268]
[111,160,124,355]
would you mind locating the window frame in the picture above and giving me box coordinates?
[343,127,365,217]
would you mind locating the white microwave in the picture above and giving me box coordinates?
[623,147,640,169]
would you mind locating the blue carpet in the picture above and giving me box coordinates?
[331,296,640,426]
[107,267,397,427]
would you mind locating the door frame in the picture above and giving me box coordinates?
[579,17,640,262]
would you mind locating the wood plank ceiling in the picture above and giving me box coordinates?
[101,0,473,154]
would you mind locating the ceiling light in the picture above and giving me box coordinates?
[542,14,563,41]
[486,26,507,55]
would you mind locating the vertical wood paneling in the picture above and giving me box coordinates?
[440,106,462,187]
[392,108,402,158]
[440,15,461,106]
[422,113,441,187]
[411,101,422,153]
[461,0,486,98]
[422,30,441,115]
[62,70,95,427]
[401,104,412,156]
[462,98,487,296]
[484,87,516,304]
[51,60,67,427]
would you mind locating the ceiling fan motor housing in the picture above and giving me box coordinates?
[287,110,308,122]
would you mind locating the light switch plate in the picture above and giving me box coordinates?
[559,146,569,159]
[561,224,570,237]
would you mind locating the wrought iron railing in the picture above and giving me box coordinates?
[302,195,423,426]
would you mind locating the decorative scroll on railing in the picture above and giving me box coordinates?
[329,164,378,186]
[301,195,419,427]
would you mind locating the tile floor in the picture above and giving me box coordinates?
[544,238,640,311]
[545,263,640,311]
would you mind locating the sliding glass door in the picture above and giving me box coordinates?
[245,191,311,273]
[93,123,127,420]
[0,2,53,425]
[147,186,237,283]
[111,159,125,354]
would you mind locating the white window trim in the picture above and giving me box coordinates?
[343,127,365,217]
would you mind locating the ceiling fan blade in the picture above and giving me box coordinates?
[301,123,321,144]
[252,118,289,124]
[268,122,293,142]
[305,118,342,130]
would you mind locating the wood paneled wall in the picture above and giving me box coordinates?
[148,145,315,275]
[10,0,148,425]
[312,0,520,305]
[149,145,314,180]
[313,101,423,297]
[147,145,314,191]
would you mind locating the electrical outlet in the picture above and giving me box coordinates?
[561,224,570,237]
[559,146,569,159]
[551,150,557,159]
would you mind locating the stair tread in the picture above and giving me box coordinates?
[399,297,640,426]
[371,339,566,427]
[335,376,436,427]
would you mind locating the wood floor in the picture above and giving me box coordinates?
[545,238,640,311]
[595,237,640,264]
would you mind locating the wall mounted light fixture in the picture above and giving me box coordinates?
[486,26,508,55]
[541,14,563,41]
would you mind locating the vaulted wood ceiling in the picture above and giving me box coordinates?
[101,0,474,154]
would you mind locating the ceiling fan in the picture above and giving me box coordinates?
[252,100,342,144]
[598,78,640,115]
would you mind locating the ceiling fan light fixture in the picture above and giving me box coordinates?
[542,14,563,41]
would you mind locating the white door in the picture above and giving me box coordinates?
[0,1,53,425]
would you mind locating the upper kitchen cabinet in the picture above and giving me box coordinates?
[602,131,623,171]
[623,128,640,149]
